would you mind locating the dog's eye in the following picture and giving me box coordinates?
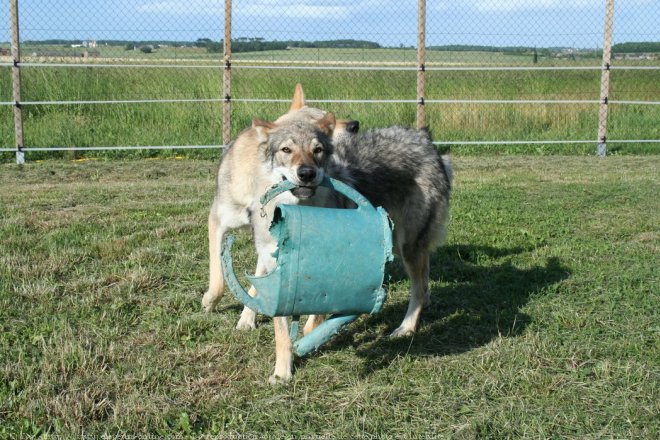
[313,147,323,154]
[281,147,292,154]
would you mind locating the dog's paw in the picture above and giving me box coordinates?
[236,307,257,330]
[235,320,256,331]
[268,373,292,386]
[390,325,415,338]
[235,316,257,330]
[201,291,219,313]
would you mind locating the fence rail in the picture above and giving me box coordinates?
[2,0,659,163]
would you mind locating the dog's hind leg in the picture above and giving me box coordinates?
[390,250,430,338]
[202,208,227,312]
[235,289,258,330]
[303,315,326,336]
[236,257,266,330]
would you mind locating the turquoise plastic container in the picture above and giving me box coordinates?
[221,177,393,356]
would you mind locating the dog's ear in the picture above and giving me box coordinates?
[317,112,336,136]
[288,83,305,113]
[252,118,276,130]
[252,118,276,143]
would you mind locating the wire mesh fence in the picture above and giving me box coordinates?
[1,0,659,162]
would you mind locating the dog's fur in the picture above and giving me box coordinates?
[202,107,341,383]
[203,84,451,383]
[276,85,452,339]
[331,125,452,337]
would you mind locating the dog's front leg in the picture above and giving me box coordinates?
[249,206,293,383]
[256,247,292,384]
[270,316,293,384]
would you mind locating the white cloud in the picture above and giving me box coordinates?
[137,0,655,20]
[239,2,351,19]
[471,0,651,13]
[138,0,224,15]
[138,0,381,18]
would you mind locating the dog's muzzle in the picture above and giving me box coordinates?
[281,175,317,199]
[290,165,319,199]
[291,186,316,199]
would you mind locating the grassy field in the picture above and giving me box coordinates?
[12,45,605,66]
[1,47,659,159]
[1,156,658,437]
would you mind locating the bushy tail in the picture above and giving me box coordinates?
[440,154,453,190]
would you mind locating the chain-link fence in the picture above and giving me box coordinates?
[1,0,659,162]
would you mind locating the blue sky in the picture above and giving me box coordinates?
[1,1,659,48]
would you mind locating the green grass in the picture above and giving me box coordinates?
[1,156,658,437]
[1,49,659,159]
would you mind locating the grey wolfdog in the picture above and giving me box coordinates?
[202,83,452,383]
[331,124,453,337]
[271,87,453,340]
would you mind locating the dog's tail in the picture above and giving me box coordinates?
[440,154,453,190]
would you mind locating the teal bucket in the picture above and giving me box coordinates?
[222,177,393,356]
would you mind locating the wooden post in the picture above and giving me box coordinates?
[10,0,24,164]
[597,0,615,157]
[416,0,426,130]
[223,0,232,148]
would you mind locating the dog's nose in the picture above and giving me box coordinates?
[346,120,359,134]
[297,165,317,183]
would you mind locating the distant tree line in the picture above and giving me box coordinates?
[200,38,381,53]
[24,39,192,47]
[285,40,381,49]
[197,38,288,53]
[20,39,659,54]
[612,42,660,53]
[22,38,381,53]
[428,45,551,55]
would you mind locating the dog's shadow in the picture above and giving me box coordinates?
[299,244,570,376]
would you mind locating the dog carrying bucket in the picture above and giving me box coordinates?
[222,177,393,356]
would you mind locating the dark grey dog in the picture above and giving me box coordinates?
[331,125,452,337]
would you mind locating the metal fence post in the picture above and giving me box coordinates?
[10,0,24,164]
[223,0,232,149]
[597,0,615,157]
[416,0,426,130]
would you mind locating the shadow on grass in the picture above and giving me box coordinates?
[301,244,570,376]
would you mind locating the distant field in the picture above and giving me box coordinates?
[10,44,607,66]
[1,47,659,159]
[234,47,600,66]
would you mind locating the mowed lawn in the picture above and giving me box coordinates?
[0,156,658,438]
